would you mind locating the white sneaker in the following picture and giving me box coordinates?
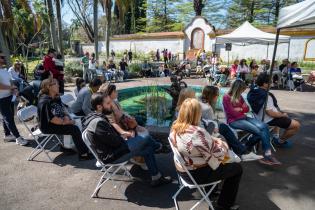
[241,152,263,162]
[95,161,102,168]
[4,135,16,142]
[16,137,29,146]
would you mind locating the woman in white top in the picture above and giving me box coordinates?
[88,53,97,82]
[236,59,249,81]
[8,61,24,91]
[170,98,242,210]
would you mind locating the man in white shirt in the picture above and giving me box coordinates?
[254,73,300,148]
[0,52,28,145]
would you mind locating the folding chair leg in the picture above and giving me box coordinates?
[172,185,185,210]
[191,183,218,210]
[91,164,126,198]
[28,135,53,161]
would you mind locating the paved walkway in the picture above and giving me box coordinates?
[1,78,315,210]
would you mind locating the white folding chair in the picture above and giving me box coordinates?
[17,105,63,162]
[82,130,132,198]
[60,93,76,107]
[168,138,221,210]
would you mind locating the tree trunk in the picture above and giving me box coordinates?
[249,0,255,23]
[164,0,167,29]
[105,0,112,59]
[47,0,58,50]
[193,0,204,16]
[94,0,99,61]
[56,0,64,57]
[273,0,280,26]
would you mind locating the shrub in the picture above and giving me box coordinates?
[64,61,83,77]
[128,63,142,73]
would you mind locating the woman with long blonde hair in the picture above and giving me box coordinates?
[170,98,242,210]
[223,79,281,165]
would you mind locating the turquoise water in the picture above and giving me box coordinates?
[119,86,228,127]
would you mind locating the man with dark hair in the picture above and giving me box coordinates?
[0,52,28,145]
[82,93,172,187]
[248,72,300,148]
[70,78,102,116]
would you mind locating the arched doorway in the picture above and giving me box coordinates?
[191,28,204,49]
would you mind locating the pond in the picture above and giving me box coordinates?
[118,86,228,127]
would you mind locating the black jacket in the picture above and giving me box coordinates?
[247,87,279,114]
[82,112,130,163]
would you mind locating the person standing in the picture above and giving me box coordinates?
[0,52,28,145]
[111,49,116,59]
[81,52,90,83]
[119,58,129,80]
[128,49,133,63]
[156,49,160,62]
[88,53,97,82]
[163,49,168,64]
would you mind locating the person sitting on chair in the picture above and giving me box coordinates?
[247,72,300,148]
[141,60,151,77]
[289,62,304,90]
[37,78,92,160]
[8,60,25,91]
[170,98,242,210]
[82,92,172,187]
[70,78,102,116]
[200,86,262,161]
[223,79,281,166]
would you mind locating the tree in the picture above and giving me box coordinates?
[101,0,112,58]
[0,0,12,65]
[67,0,94,43]
[193,0,204,16]
[93,0,98,61]
[56,0,64,57]
[47,0,58,49]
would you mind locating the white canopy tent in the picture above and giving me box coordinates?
[277,0,315,29]
[216,21,290,45]
[263,0,315,120]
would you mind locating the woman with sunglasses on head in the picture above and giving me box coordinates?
[223,79,281,166]
[37,78,93,160]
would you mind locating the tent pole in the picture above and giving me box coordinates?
[287,38,291,60]
[262,29,281,121]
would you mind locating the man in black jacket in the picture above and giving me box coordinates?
[247,73,300,148]
[82,92,172,187]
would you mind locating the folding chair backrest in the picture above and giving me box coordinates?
[17,105,38,121]
[17,105,38,139]
[60,94,75,107]
[168,137,200,187]
[82,130,105,165]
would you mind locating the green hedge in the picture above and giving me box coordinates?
[64,61,83,77]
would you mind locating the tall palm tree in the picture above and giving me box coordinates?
[193,0,204,16]
[47,0,58,50]
[56,0,64,57]
[101,0,113,59]
[94,0,98,61]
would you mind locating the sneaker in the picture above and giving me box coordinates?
[259,155,282,166]
[273,137,293,148]
[241,152,263,162]
[95,161,102,168]
[78,153,94,161]
[4,135,16,142]
[150,176,172,187]
[130,158,148,170]
[15,137,29,146]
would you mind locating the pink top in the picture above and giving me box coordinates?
[223,94,249,124]
[230,64,238,76]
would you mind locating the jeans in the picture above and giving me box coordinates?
[179,163,243,209]
[219,123,246,155]
[0,95,20,138]
[230,117,271,152]
[82,65,89,82]
[122,70,129,80]
[43,124,88,155]
[112,135,160,176]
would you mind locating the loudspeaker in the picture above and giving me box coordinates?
[225,43,232,51]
